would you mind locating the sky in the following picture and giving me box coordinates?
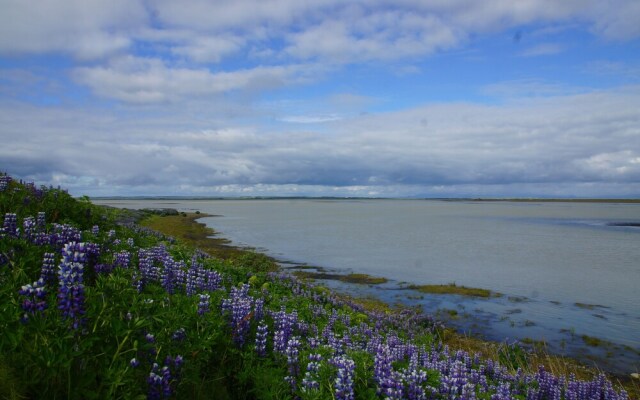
[1,0,639,198]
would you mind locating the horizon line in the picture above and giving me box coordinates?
[90,196,640,203]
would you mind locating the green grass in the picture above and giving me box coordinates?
[293,270,388,284]
[138,213,640,399]
[140,213,247,259]
[408,283,496,298]
[575,302,609,310]
[2,175,636,399]
[581,335,604,347]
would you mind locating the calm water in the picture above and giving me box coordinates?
[95,199,640,373]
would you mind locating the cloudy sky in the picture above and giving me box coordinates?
[1,0,639,197]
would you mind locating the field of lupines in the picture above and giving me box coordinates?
[0,172,632,399]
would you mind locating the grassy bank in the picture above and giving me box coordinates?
[140,213,246,259]
[407,283,497,298]
[141,207,638,397]
[293,270,389,285]
[0,173,636,399]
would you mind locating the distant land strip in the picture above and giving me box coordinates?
[91,196,640,203]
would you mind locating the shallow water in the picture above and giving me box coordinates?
[95,198,640,373]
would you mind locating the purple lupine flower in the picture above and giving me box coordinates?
[0,175,11,191]
[374,344,394,395]
[308,336,320,349]
[161,258,177,294]
[173,260,187,291]
[528,365,562,400]
[255,321,268,357]
[114,250,130,268]
[461,382,477,400]
[439,360,472,398]
[253,297,264,321]
[331,355,355,400]
[24,182,44,198]
[57,242,86,330]
[491,383,512,400]
[40,252,57,285]
[95,263,113,274]
[50,224,82,248]
[374,341,410,399]
[404,368,429,400]
[85,242,100,262]
[172,328,187,342]
[527,367,628,400]
[284,336,301,391]
[36,212,46,230]
[185,263,198,297]
[205,270,222,291]
[138,248,160,287]
[2,213,18,237]
[147,363,172,399]
[274,329,287,355]
[197,294,210,316]
[271,306,298,354]
[302,353,322,393]
[132,270,144,293]
[33,231,49,246]
[22,217,36,242]
[469,368,489,394]
[18,278,47,322]
[195,268,206,292]
[126,237,134,247]
[221,284,254,346]
[91,225,99,235]
[130,358,140,368]
[383,371,405,400]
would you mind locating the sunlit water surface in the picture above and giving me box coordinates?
[94,199,640,374]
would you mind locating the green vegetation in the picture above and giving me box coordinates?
[407,283,496,298]
[293,270,388,285]
[575,302,610,310]
[582,335,604,347]
[141,213,246,259]
[0,174,635,399]
[472,198,640,204]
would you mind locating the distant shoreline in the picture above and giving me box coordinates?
[91,196,640,203]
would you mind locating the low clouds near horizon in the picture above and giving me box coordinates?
[1,0,639,197]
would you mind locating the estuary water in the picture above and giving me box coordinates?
[94,199,640,373]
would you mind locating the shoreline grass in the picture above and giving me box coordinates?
[407,283,497,298]
[140,213,246,259]
[293,270,389,285]
[143,212,639,396]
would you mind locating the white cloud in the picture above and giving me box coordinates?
[283,11,462,62]
[279,115,343,124]
[577,151,640,179]
[1,0,640,198]
[2,0,639,62]
[0,0,146,59]
[73,56,315,103]
[588,0,640,39]
[171,36,246,63]
[2,85,639,196]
